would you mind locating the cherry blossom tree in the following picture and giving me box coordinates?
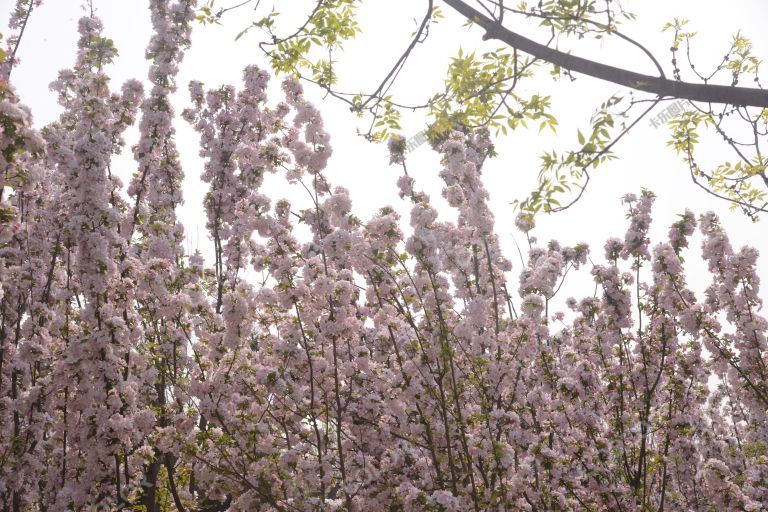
[0,1,766,510]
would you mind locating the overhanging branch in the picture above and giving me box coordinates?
[443,0,768,108]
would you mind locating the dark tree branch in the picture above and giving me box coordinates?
[550,98,661,213]
[5,0,37,79]
[489,1,666,78]
[443,0,768,108]
[360,0,434,109]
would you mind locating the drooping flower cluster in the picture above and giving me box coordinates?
[0,2,767,511]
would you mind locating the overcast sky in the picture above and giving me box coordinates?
[3,0,767,301]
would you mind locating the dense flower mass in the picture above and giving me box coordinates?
[1,2,767,511]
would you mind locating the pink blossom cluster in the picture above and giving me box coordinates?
[0,2,767,511]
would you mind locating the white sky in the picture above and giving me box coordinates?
[3,0,767,303]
